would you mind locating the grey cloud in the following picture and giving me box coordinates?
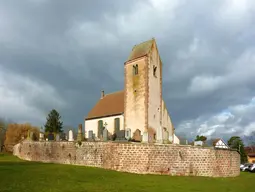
[1,0,255,140]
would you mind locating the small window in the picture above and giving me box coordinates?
[153,65,157,77]
[133,64,138,75]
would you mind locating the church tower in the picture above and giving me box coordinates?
[124,39,163,142]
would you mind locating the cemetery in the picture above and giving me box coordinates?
[13,123,240,178]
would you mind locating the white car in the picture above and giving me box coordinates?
[248,164,255,172]
[241,163,252,171]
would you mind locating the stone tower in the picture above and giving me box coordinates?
[124,39,163,142]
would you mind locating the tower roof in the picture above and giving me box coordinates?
[126,39,155,62]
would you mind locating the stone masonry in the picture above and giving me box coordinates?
[13,141,240,177]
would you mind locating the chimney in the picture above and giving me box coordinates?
[101,90,105,99]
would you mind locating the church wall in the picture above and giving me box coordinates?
[161,100,174,141]
[147,42,162,140]
[85,115,124,138]
[124,57,147,136]
[14,141,240,178]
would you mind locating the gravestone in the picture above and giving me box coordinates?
[77,124,83,142]
[88,130,94,141]
[168,135,173,143]
[103,129,108,141]
[39,132,44,141]
[48,133,54,141]
[125,128,131,140]
[163,130,169,143]
[55,133,60,141]
[142,132,148,143]
[60,132,66,141]
[156,126,163,143]
[29,131,34,140]
[132,129,142,142]
[194,141,203,146]
[68,130,74,141]
[115,130,127,141]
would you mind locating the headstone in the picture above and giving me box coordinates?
[169,135,173,143]
[88,130,95,141]
[39,132,44,141]
[194,141,203,146]
[88,130,93,139]
[132,129,142,142]
[142,132,149,143]
[48,133,54,141]
[163,130,169,143]
[125,128,131,140]
[77,124,83,142]
[115,130,127,141]
[26,130,30,140]
[103,129,108,141]
[29,131,34,140]
[156,126,163,143]
[68,130,74,141]
[55,133,60,141]
[60,132,66,141]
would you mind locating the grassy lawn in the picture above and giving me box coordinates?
[0,153,254,192]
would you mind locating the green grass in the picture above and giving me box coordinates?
[0,153,254,192]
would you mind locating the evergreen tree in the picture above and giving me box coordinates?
[44,109,63,133]
[228,136,247,163]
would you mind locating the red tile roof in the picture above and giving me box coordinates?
[85,91,124,120]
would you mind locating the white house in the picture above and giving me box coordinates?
[213,138,230,149]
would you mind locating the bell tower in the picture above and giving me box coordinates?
[124,38,162,142]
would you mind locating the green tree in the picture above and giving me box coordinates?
[228,136,247,164]
[0,119,7,152]
[195,135,207,142]
[44,109,63,133]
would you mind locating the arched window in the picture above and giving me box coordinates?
[114,118,120,133]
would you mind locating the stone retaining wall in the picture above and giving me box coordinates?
[13,141,240,177]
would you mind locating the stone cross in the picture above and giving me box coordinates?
[68,130,74,141]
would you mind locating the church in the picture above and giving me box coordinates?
[84,38,179,144]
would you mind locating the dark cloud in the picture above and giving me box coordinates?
[1,0,255,140]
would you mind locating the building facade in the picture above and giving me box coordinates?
[85,39,179,144]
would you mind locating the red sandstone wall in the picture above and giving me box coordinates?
[13,141,240,177]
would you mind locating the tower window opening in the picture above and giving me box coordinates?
[133,64,138,75]
[153,65,157,77]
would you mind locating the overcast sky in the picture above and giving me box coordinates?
[1,0,255,140]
